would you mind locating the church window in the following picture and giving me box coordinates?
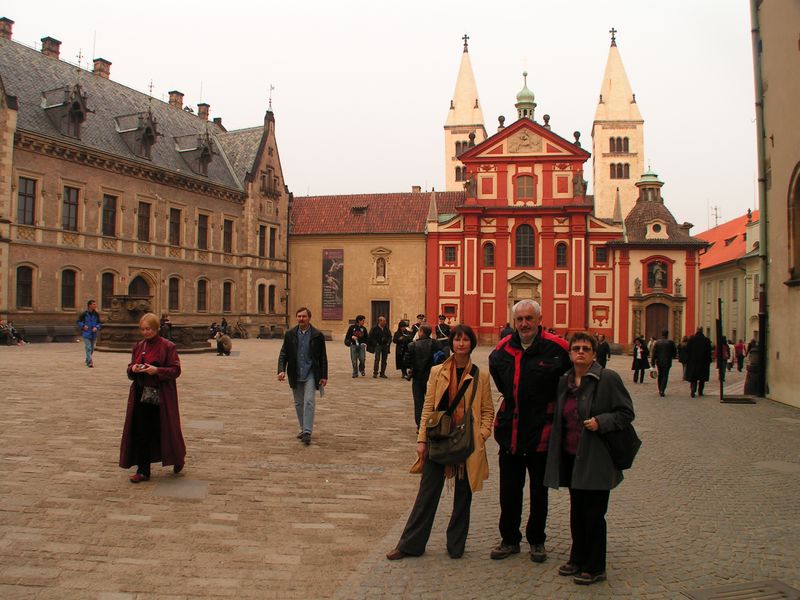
[62,186,79,231]
[222,281,232,312]
[616,137,622,152]
[268,285,276,313]
[137,201,151,241]
[610,164,616,179]
[615,164,624,179]
[516,175,535,200]
[623,137,629,152]
[555,242,568,268]
[257,284,266,313]
[16,266,33,308]
[61,269,76,309]
[515,224,535,267]
[197,279,208,311]
[168,277,180,312]
[789,162,800,281]
[595,246,609,265]
[609,137,616,153]
[623,163,630,179]
[455,166,465,182]
[443,246,457,265]
[17,177,36,225]
[483,243,495,267]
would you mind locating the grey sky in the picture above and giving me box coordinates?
[6,0,757,233]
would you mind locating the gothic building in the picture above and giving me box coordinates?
[0,18,289,333]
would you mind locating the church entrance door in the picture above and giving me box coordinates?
[645,303,669,341]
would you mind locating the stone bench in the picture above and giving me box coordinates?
[52,325,80,342]
[19,325,51,343]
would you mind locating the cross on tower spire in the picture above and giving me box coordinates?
[462,34,469,53]
[609,27,617,46]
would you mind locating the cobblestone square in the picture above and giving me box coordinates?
[1,340,798,599]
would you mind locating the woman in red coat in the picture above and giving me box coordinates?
[120,312,186,483]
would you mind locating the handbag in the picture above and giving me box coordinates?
[427,365,478,465]
[140,385,160,406]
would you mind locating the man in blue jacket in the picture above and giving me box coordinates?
[76,300,102,367]
[488,299,571,563]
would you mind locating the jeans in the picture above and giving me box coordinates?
[373,346,389,375]
[498,450,549,546]
[292,379,316,434]
[83,336,96,365]
[350,344,366,375]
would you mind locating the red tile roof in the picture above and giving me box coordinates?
[290,192,466,235]
[696,210,759,270]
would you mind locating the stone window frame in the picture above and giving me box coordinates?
[370,247,392,285]
[513,223,536,268]
[787,162,800,285]
[101,271,117,310]
[16,175,37,226]
[15,264,36,310]
[222,280,234,313]
[167,275,182,313]
[60,266,78,310]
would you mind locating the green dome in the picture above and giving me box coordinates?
[636,168,663,186]
[516,71,535,103]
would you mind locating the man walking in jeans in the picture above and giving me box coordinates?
[489,299,571,563]
[278,307,328,445]
[76,300,102,367]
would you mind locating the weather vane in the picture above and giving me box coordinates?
[268,84,275,110]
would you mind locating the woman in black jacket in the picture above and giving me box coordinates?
[393,320,412,379]
[630,337,649,383]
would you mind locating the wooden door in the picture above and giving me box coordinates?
[646,303,669,340]
[371,301,390,328]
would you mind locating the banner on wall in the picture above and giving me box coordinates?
[322,249,344,320]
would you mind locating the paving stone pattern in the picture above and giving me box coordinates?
[1,340,798,599]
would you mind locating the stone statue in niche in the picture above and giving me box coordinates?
[674,278,682,296]
[634,277,642,296]
[648,261,667,288]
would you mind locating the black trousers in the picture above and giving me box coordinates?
[132,399,161,476]
[689,380,706,396]
[412,377,427,429]
[656,363,671,394]
[563,454,610,574]
[633,368,646,383]
[498,450,548,546]
[396,458,472,557]
[373,346,388,375]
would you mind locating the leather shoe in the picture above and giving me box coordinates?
[558,562,579,576]
[530,543,547,563]
[386,548,409,560]
[379,374,388,378]
[490,542,520,560]
[573,571,607,585]
[129,473,149,483]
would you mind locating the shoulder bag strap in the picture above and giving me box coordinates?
[442,364,479,415]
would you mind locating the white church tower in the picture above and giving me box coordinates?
[444,34,487,192]
[591,29,645,220]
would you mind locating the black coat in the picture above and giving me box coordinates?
[596,341,612,367]
[278,325,328,389]
[367,325,392,352]
[404,337,438,381]
[684,332,712,382]
[393,328,412,370]
[489,328,571,455]
[651,338,677,368]
[630,344,650,370]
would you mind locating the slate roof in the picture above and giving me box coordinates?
[617,198,707,246]
[695,210,759,270]
[0,36,263,192]
[290,192,466,235]
[216,126,264,186]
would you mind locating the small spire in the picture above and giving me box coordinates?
[609,27,617,46]
[462,33,469,53]
[268,84,275,111]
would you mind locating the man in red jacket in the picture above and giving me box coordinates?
[488,299,571,563]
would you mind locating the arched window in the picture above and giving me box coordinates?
[483,242,495,267]
[128,276,149,297]
[197,279,207,312]
[515,224,535,267]
[622,137,629,152]
[376,257,386,279]
[609,137,616,153]
[61,269,76,309]
[268,285,276,314]
[222,281,233,313]
[555,242,568,268]
[610,164,616,179]
[16,266,33,308]
[616,137,622,152]
[455,166,462,182]
[102,272,115,310]
[257,284,266,313]
[168,277,180,312]
[516,175,535,200]
[616,163,624,179]
[790,163,800,279]
[623,163,630,179]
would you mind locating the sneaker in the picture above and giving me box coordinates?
[573,571,606,585]
[301,432,311,446]
[530,543,547,563]
[490,542,520,560]
[558,562,579,576]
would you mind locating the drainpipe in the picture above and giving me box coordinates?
[749,0,768,397]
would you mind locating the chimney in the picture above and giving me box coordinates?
[0,17,14,40]
[412,185,421,193]
[197,103,209,121]
[212,117,226,131]
[168,90,184,109]
[40,36,61,59]
[92,58,111,79]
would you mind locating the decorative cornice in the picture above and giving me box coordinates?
[14,130,246,204]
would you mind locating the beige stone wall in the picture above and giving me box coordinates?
[760,2,800,407]
[591,121,645,219]
[288,234,426,336]
[0,89,17,313]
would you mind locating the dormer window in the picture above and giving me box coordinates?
[175,130,215,176]
[115,111,160,159]
[351,206,368,216]
[645,220,669,240]
[42,83,91,139]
